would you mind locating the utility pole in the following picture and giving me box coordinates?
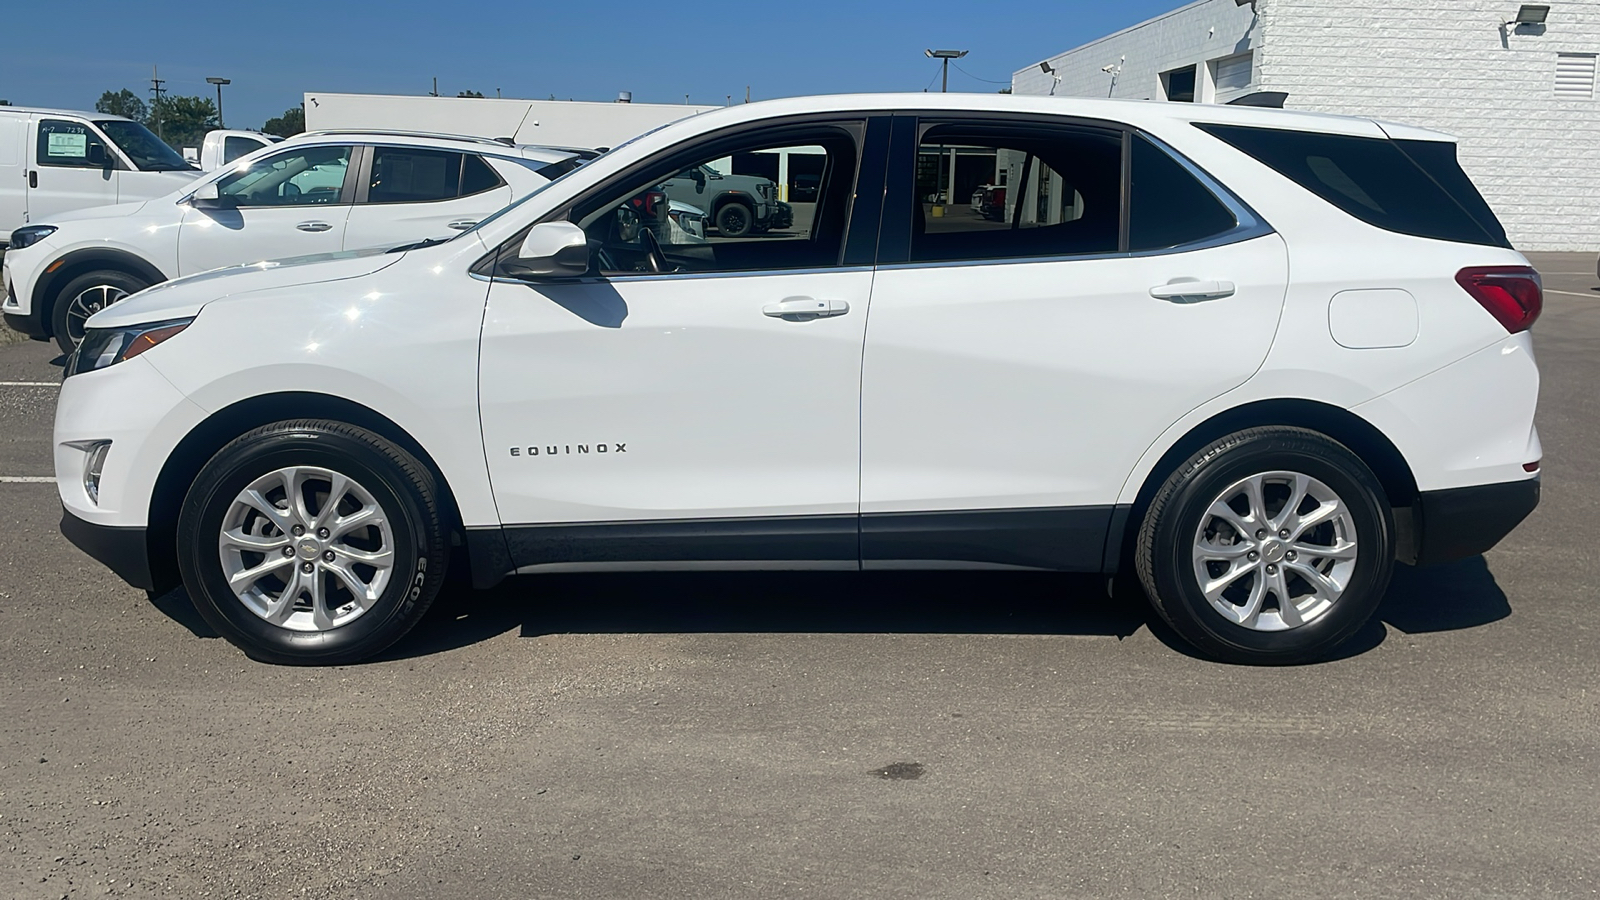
[925,49,969,93]
[430,77,438,97]
[149,65,167,139]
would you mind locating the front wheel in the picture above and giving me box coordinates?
[1135,427,1394,665]
[715,203,753,237]
[51,269,150,353]
[177,420,449,665]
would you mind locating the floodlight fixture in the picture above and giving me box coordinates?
[1507,4,1550,25]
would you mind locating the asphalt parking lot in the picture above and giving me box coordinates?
[2,253,1596,899]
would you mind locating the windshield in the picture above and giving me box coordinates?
[93,120,195,171]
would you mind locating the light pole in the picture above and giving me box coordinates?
[206,77,230,128]
[925,49,968,93]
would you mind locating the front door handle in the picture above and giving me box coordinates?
[447,220,478,231]
[1150,279,1236,302]
[28,170,37,189]
[296,221,333,233]
[762,296,849,321]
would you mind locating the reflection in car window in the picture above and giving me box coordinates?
[215,146,351,207]
[910,124,1122,263]
[573,131,859,276]
[93,120,194,171]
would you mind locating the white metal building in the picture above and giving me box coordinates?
[1012,0,1600,251]
[303,92,721,151]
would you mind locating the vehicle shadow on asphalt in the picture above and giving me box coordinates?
[145,556,1511,666]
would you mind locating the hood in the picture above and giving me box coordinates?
[90,248,405,329]
[43,200,151,225]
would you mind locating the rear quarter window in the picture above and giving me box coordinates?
[1196,123,1509,248]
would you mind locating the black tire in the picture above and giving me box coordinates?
[51,269,150,353]
[176,420,449,665]
[1135,427,1394,665]
[715,202,753,237]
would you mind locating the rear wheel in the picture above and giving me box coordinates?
[177,420,449,665]
[1135,427,1394,665]
[51,269,150,353]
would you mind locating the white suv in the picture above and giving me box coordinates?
[52,94,1542,666]
[4,132,591,351]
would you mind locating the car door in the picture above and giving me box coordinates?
[858,116,1289,570]
[477,117,888,570]
[341,146,512,251]
[27,117,119,223]
[176,143,355,274]
[0,114,26,230]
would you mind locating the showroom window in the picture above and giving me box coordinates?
[571,127,860,275]
[907,123,1123,263]
[214,145,352,207]
[366,147,502,204]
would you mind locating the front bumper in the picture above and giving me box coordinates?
[1404,476,1540,566]
[60,507,155,589]
[2,261,47,338]
[768,201,794,230]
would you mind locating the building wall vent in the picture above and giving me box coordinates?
[1555,53,1597,98]
[1214,53,1254,92]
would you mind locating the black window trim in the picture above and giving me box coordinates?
[875,111,1274,271]
[473,112,885,282]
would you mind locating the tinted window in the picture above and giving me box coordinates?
[368,147,464,204]
[571,128,859,275]
[1129,135,1237,251]
[216,145,351,207]
[37,119,102,169]
[223,135,266,164]
[909,124,1122,263]
[92,120,192,171]
[1197,123,1508,248]
[1392,139,1510,247]
[460,154,502,196]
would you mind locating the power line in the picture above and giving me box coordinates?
[922,65,943,92]
[951,61,1011,85]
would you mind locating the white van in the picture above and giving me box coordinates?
[0,107,201,246]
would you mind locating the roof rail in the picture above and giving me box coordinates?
[292,129,515,146]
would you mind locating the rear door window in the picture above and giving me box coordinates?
[1196,123,1508,248]
[1129,135,1238,251]
[365,147,502,204]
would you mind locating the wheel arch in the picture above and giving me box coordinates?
[711,191,754,216]
[1112,398,1419,572]
[145,391,467,593]
[34,249,167,336]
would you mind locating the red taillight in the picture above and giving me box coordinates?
[1455,266,1543,334]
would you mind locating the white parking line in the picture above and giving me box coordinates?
[0,381,59,387]
[1543,289,1600,299]
[0,476,54,483]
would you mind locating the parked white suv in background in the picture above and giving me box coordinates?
[52,93,1542,667]
[3,132,592,350]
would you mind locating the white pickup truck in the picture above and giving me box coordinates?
[183,129,283,172]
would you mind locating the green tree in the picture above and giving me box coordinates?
[262,106,305,138]
[456,89,485,98]
[149,95,218,150]
[95,88,147,122]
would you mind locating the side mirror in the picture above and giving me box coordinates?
[691,168,706,188]
[503,221,591,279]
[189,182,235,210]
[86,142,108,169]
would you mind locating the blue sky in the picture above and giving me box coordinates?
[1,1,1183,130]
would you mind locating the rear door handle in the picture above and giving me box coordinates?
[447,220,478,231]
[762,296,849,321]
[1150,279,1235,302]
[296,221,333,233]
[28,171,37,189]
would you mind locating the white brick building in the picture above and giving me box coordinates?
[1012,0,1600,251]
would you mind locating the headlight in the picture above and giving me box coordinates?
[8,225,58,250]
[68,318,193,377]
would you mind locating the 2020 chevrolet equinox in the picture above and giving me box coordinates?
[53,94,1541,666]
